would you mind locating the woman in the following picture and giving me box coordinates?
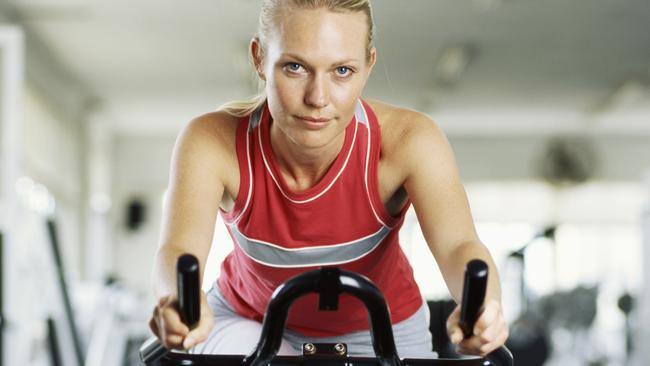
[149,0,508,358]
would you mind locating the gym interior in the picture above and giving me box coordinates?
[1,1,649,365]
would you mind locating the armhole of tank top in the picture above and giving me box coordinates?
[220,117,252,224]
[363,101,410,229]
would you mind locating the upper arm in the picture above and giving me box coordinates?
[398,113,479,263]
[159,112,236,270]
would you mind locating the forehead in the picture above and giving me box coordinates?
[267,7,368,62]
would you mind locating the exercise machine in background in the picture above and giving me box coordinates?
[46,218,85,366]
[46,216,151,366]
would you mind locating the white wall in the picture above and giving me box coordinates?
[111,135,175,294]
[449,135,650,181]
[23,86,84,277]
[2,25,87,366]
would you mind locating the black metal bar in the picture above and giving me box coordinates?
[318,267,341,311]
[161,352,492,366]
[140,253,201,364]
[339,273,401,366]
[242,269,402,366]
[458,259,513,366]
[459,259,487,338]
[46,218,84,366]
[46,317,63,366]
[177,254,200,327]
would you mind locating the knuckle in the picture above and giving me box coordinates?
[164,334,181,348]
[446,320,456,332]
[473,326,484,336]
[158,295,169,307]
[148,319,157,333]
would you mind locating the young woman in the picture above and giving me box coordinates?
[149,0,508,358]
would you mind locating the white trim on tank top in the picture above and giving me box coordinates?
[258,105,359,204]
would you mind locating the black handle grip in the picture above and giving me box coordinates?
[140,253,201,364]
[177,254,200,328]
[459,259,488,338]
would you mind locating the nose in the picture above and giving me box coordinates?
[304,73,330,109]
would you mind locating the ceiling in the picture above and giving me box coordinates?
[3,0,650,135]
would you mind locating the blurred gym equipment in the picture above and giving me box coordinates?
[46,218,85,366]
[618,292,635,363]
[504,227,555,365]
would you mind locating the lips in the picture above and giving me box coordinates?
[296,116,331,123]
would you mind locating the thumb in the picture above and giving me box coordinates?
[183,315,214,349]
[448,325,463,345]
[446,305,463,344]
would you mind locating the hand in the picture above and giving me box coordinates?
[149,290,214,350]
[446,299,509,357]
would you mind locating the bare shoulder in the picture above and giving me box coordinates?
[180,109,239,153]
[172,110,240,199]
[365,99,447,161]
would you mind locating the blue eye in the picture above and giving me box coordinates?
[286,63,303,72]
[335,66,353,77]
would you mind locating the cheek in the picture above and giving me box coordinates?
[330,81,364,107]
[269,75,300,101]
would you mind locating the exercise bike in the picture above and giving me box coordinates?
[140,256,513,366]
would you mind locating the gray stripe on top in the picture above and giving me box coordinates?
[355,99,368,126]
[248,104,264,132]
[229,224,391,268]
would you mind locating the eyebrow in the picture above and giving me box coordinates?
[280,53,361,66]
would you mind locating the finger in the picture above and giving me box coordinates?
[163,334,185,349]
[475,315,502,344]
[474,300,499,335]
[478,323,510,355]
[458,321,503,355]
[149,317,160,338]
[458,335,483,355]
[474,302,507,344]
[448,326,464,345]
[158,294,172,307]
[161,306,190,336]
[445,305,461,330]
[183,316,215,349]
[446,305,464,344]
[150,306,161,335]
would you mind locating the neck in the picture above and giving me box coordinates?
[269,123,346,191]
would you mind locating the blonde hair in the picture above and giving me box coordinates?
[220,0,375,117]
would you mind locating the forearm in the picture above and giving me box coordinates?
[152,241,212,300]
[152,245,187,299]
[438,240,502,305]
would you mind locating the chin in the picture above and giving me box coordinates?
[291,130,339,150]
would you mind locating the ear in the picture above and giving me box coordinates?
[250,37,266,81]
[366,46,377,77]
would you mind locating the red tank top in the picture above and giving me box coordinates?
[217,99,423,337]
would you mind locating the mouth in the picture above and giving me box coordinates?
[295,115,333,129]
[296,116,331,123]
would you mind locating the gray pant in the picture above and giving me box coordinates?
[191,284,438,358]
